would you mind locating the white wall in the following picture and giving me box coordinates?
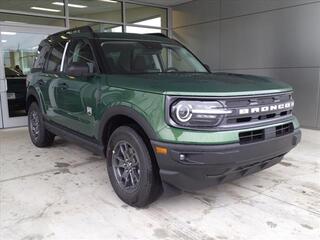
[173,0,320,129]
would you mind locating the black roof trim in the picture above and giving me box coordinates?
[47,25,171,42]
[47,26,95,40]
[146,33,169,38]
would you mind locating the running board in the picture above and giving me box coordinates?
[44,120,104,156]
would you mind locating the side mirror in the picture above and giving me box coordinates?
[204,64,211,72]
[66,62,90,77]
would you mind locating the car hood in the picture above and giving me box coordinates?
[106,72,293,97]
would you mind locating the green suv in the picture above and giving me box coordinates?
[27,26,301,207]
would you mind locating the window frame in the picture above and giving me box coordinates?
[61,38,101,75]
[43,41,67,74]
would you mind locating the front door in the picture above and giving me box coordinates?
[0,23,63,128]
[49,39,100,137]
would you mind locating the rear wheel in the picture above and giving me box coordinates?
[28,102,55,147]
[106,126,162,207]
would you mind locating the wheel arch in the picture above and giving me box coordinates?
[26,87,42,113]
[99,106,159,148]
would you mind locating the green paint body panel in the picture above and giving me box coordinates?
[27,32,300,147]
[29,71,299,145]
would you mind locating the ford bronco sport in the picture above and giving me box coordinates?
[26,26,301,207]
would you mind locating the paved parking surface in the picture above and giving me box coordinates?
[0,127,319,240]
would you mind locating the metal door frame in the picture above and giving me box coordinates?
[0,22,64,128]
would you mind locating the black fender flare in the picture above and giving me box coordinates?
[26,87,43,113]
[98,105,159,144]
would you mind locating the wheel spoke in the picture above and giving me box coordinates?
[129,172,135,185]
[112,141,141,192]
[131,170,139,183]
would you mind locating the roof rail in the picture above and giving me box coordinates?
[146,33,169,38]
[48,25,94,40]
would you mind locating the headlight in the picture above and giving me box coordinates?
[170,100,232,128]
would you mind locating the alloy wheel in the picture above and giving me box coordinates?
[112,141,141,192]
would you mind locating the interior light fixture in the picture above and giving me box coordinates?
[1,32,17,35]
[30,7,61,12]
[99,0,118,3]
[52,2,88,8]
[1,40,7,43]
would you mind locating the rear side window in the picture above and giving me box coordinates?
[32,40,50,71]
[45,41,66,73]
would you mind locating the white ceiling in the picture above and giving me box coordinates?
[133,0,192,7]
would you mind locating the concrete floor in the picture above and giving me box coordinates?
[0,128,319,240]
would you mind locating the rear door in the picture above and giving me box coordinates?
[53,39,100,137]
[40,40,67,121]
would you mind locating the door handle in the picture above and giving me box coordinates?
[58,82,69,90]
[38,79,44,86]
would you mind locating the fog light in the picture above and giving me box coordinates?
[179,154,186,161]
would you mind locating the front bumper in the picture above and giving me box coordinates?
[152,129,301,191]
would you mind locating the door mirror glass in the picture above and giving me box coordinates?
[66,62,90,77]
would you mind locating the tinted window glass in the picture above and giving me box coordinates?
[33,40,51,70]
[64,40,97,73]
[45,42,65,72]
[101,41,207,74]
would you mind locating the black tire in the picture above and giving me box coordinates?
[28,102,55,147]
[106,126,163,207]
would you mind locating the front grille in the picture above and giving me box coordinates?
[239,129,265,144]
[239,122,294,144]
[276,123,294,137]
[221,92,294,129]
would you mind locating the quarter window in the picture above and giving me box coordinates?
[33,40,50,71]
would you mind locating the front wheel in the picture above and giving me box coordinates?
[106,126,162,207]
[28,102,55,147]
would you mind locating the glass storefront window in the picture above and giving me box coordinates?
[69,20,123,32]
[0,13,65,27]
[0,0,65,16]
[69,0,122,23]
[126,3,167,28]
[126,26,167,35]
[1,32,47,117]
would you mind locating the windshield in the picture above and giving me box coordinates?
[100,41,208,74]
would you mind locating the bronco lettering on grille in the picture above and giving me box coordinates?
[239,101,294,115]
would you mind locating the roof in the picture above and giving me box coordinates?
[47,26,175,44]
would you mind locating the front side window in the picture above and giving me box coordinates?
[45,41,65,72]
[64,39,97,74]
[101,41,208,74]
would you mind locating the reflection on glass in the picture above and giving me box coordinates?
[100,41,207,74]
[0,13,65,27]
[126,3,167,28]
[69,0,122,22]
[0,0,64,16]
[1,32,47,117]
[69,20,123,32]
[126,27,166,35]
